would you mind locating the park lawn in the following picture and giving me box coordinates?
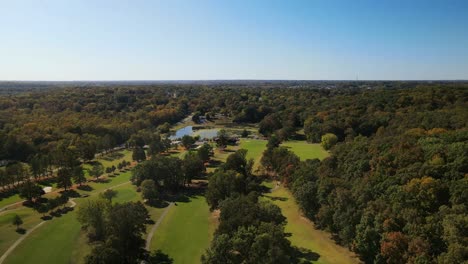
[263,186,359,264]
[97,149,132,169]
[70,183,143,264]
[76,170,132,196]
[238,139,267,169]
[0,207,43,256]
[150,195,215,264]
[281,141,329,161]
[0,194,22,209]
[82,149,132,177]
[3,173,138,264]
[4,207,81,264]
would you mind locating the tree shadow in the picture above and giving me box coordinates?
[293,247,320,263]
[41,215,53,221]
[149,250,173,264]
[15,228,26,234]
[147,200,170,208]
[61,189,80,198]
[206,160,222,168]
[77,185,93,191]
[223,149,236,152]
[95,178,110,184]
[263,195,288,202]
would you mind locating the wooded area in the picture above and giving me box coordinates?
[0,81,467,263]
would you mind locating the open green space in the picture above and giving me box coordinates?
[0,207,43,256]
[238,139,267,169]
[281,141,329,160]
[263,186,359,264]
[150,195,216,264]
[3,176,140,264]
[0,194,22,210]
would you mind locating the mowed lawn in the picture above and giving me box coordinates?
[238,139,267,169]
[281,141,329,160]
[263,187,360,264]
[3,173,139,264]
[0,194,22,210]
[260,143,359,263]
[150,195,216,264]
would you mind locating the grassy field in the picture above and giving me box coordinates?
[281,141,329,161]
[150,195,216,264]
[238,139,267,169]
[260,142,360,263]
[263,186,360,264]
[3,177,141,264]
[0,207,43,256]
[0,194,22,209]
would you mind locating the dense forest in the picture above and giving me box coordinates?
[0,81,467,263]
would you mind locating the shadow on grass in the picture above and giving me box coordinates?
[149,250,173,264]
[41,215,53,221]
[77,185,93,191]
[61,190,81,198]
[206,160,223,168]
[16,228,26,234]
[147,200,170,208]
[293,246,320,262]
[263,195,288,202]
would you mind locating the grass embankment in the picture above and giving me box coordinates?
[281,141,329,160]
[150,195,215,264]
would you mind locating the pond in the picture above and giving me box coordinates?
[170,126,219,140]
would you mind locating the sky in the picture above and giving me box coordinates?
[0,0,467,81]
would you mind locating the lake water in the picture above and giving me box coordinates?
[170,126,219,140]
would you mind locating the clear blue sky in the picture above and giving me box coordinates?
[1,0,467,80]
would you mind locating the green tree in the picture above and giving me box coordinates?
[73,166,86,186]
[267,134,281,149]
[19,180,44,202]
[223,149,254,177]
[183,152,205,185]
[197,143,213,162]
[140,179,159,202]
[132,147,146,162]
[77,199,109,241]
[89,162,104,181]
[216,129,229,148]
[12,214,23,231]
[321,133,338,150]
[57,167,73,191]
[181,135,195,150]
[100,189,117,203]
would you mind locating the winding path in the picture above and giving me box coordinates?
[0,198,77,264]
[0,201,26,214]
[145,202,174,250]
[0,221,46,264]
[0,181,131,263]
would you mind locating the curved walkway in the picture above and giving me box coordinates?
[145,202,174,250]
[0,201,26,214]
[0,180,130,264]
[0,221,46,264]
[0,197,77,264]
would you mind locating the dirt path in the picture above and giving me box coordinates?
[145,202,174,250]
